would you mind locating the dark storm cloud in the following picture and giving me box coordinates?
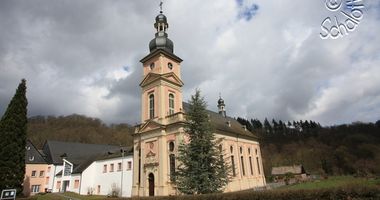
[0,0,379,125]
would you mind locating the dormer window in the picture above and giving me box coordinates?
[29,156,34,161]
[150,63,155,70]
[168,62,173,70]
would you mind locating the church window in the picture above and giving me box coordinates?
[138,148,141,184]
[240,147,243,154]
[169,94,175,115]
[230,146,233,154]
[169,141,175,152]
[219,144,223,161]
[150,63,155,70]
[149,94,155,119]
[169,154,175,180]
[231,156,236,177]
[256,157,261,174]
[169,142,175,181]
[249,156,254,175]
[168,62,173,70]
[248,148,251,155]
[241,156,246,176]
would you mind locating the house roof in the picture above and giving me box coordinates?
[41,140,133,174]
[271,165,306,175]
[42,140,123,165]
[25,140,47,164]
[182,102,259,140]
[71,146,133,174]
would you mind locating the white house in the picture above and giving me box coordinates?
[80,153,133,197]
[38,140,134,197]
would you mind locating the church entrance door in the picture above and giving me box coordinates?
[148,173,154,196]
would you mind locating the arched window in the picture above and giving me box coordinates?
[230,146,236,176]
[249,156,254,175]
[169,141,175,181]
[149,94,155,119]
[218,144,223,161]
[241,156,246,176]
[169,93,175,115]
[231,155,236,177]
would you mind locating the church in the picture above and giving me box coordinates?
[132,9,266,196]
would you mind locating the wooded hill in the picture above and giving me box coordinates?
[27,114,134,149]
[27,114,380,178]
[237,117,380,178]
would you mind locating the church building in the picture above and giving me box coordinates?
[132,9,266,197]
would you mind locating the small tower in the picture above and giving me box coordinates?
[217,94,226,117]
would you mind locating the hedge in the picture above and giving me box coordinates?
[120,185,380,200]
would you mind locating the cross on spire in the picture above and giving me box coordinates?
[159,1,163,13]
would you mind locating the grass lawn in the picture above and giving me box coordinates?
[278,176,380,190]
[22,177,380,200]
[27,192,107,200]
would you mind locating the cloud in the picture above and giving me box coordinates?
[0,0,379,126]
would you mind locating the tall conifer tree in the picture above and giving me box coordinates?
[0,79,28,194]
[175,89,229,194]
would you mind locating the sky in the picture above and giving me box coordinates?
[0,0,379,126]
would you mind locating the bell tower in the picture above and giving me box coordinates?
[133,5,185,197]
[139,9,184,123]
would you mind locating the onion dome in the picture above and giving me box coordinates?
[218,97,225,106]
[149,12,174,53]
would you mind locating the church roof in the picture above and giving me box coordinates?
[182,102,259,140]
[42,140,123,165]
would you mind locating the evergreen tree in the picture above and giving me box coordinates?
[175,89,229,194]
[251,119,263,129]
[272,119,278,134]
[0,79,28,194]
[264,118,272,134]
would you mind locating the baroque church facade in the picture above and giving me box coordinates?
[132,10,266,197]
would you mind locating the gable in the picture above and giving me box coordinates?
[138,120,164,133]
[140,72,184,87]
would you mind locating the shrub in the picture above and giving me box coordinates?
[113,185,380,200]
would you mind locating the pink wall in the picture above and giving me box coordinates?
[24,164,49,196]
